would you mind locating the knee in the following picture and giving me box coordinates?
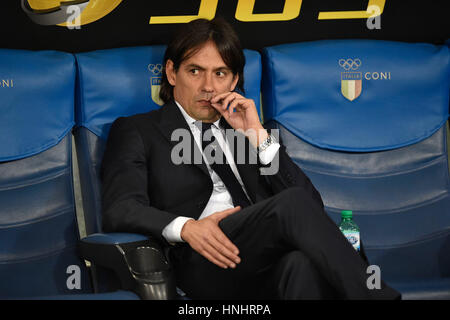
[276,187,325,218]
[274,187,314,219]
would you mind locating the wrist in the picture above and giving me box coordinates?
[180,219,195,242]
[245,125,268,148]
[257,133,277,153]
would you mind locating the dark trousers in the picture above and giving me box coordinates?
[169,187,400,300]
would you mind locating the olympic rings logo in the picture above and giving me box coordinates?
[339,58,362,71]
[148,63,163,75]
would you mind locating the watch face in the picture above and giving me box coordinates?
[259,135,273,151]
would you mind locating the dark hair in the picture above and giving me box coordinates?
[159,17,245,104]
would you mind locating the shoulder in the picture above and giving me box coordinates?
[104,109,166,161]
[113,108,161,126]
[109,106,166,136]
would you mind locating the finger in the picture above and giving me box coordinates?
[210,209,241,256]
[228,98,247,116]
[200,248,229,269]
[203,241,237,268]
[210,91,234,104]
[211,92,238,112]
[210,101,227,115]
[209,235,240,266]
[213,229,240,258]
[228,98,239,116]
[205,221,240,256]
[214,206,241,221]
[221,92,239,111]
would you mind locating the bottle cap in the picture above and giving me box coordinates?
[341,210,353,218]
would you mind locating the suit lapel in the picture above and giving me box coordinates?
[156,100,209,177]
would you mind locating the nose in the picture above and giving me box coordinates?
[201,72,214,94]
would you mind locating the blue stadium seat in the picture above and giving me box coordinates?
[261,40,450,299]
[74,46,262,299]
[0,49,138,299]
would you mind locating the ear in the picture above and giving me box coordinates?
[230,73,239,92]
[165,59,176,86]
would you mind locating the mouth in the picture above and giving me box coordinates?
[197,99,212,107]
[197,92,215,105]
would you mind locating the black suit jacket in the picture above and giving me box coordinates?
[101,100,323,244]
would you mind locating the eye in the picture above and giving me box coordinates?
[190,69,199,75]
[216,71,226,77]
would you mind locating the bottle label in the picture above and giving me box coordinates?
[343,231,360,251]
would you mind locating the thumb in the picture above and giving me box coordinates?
[214,206,241,222]
[210,102,228,118]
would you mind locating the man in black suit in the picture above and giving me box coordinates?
[101,18,400,300]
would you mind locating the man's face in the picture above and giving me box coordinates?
[165,40,239,123]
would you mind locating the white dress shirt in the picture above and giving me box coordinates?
[162,101,280,243]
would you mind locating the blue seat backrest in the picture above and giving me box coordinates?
[74,46,262,235]
[262,40,450,289]
[0,49,91,298]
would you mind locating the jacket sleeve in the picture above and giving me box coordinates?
[260,141,324,209]
[100,117,179,243]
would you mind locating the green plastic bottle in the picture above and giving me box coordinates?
[339,210,360,251]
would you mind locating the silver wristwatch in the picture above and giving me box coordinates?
[258,134,276,152]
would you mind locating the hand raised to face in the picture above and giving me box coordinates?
[210,92,268,147]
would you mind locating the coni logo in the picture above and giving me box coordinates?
[340,58,362,102]
[21,0,123,27]
[0,79,14,88]
[339,58,392,101]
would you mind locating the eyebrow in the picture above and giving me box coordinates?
[184,64,231,72]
